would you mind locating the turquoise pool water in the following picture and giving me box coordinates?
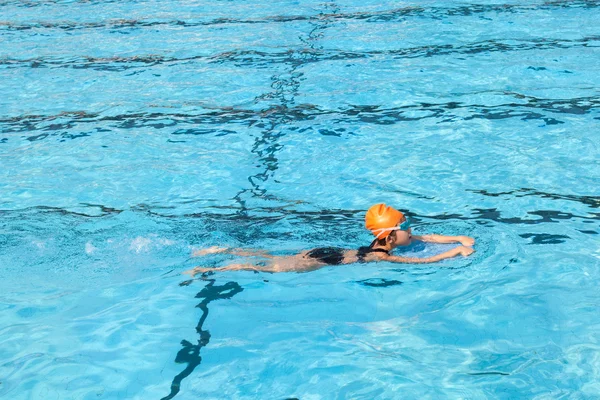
[1,0,599,398]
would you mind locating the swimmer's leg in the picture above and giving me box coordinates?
[191,246,228,257]
[191,247,274,258]
[184,263,275,276]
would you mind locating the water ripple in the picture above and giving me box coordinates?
[1,1,599,28]
[1,36,598,71]
[2,193,598,225]
[1,95,598,145]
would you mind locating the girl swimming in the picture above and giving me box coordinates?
[185,203,475,275]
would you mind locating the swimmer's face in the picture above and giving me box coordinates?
[391,227,412,247]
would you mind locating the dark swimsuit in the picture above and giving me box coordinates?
[356,246,389,262]
[306,247,346,265]
[307,241,390,265]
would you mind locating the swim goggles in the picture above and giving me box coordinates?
[371,218,411,239]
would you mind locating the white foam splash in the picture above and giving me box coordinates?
[129,237,153,253]
[158,238,175,246]
[85,241,98,255]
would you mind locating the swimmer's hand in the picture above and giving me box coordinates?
[414,234,475,246]
[458,236,475,247]
[457,245,475,257]
[192,246,228,257]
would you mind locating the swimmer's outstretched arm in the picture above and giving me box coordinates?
[192,246,273,258]
[413,234,475,246]
[384,245,474,264]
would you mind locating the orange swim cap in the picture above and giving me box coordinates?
[365,203,405,239]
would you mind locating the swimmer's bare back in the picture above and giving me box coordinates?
[184,245,474,276]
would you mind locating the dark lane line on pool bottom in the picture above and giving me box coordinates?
[160,278,243,400]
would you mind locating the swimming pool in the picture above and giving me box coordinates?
[1,0,599,398]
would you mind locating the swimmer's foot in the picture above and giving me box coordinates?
[191,246,228,257]
[183,266,212,276]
